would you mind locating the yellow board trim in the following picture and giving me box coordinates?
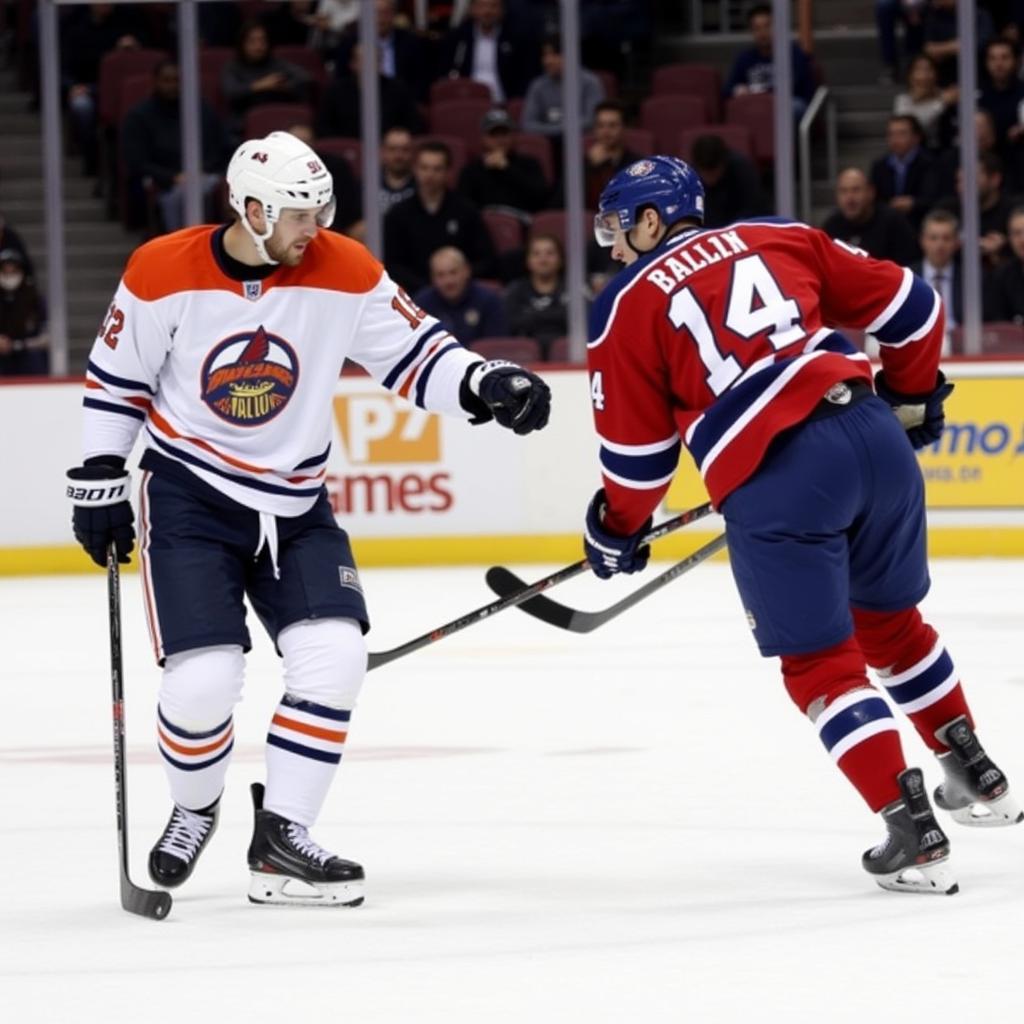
[3,528,1024,576]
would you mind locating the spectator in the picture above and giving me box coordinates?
[332,0,430,101]
[876,0,925,84]
[689,133,769,227]
[121,61,227,234]
[935,151,1014,269]
[894,54,952,150]
[60,2,145,177]
[458,109,549,215]
[504,233,579,356]
[384,141,496,293]
[978,39,1024,157]
[0,249,48,377]
[378,126,416,212]
[869,115,940,231]
[934,108,1002,194]
[317,41,423,138]
[911,208,961,349]
[441,0,540,102]
[310,1,362,50]
[923,0,993,87]
[0,215,34,281]
[821,167,919,266]
[984,205,1024,323]
[413,246,507,342]
[723,3,816,119]
[582,100,638,210]
[287,123,362,235]
[521,35,604,138]
[222,21,312,136]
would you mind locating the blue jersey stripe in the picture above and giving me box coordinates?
[884,650,954,706]
[84,396,147,421]
[87,359,156,395]
[600,439,681,484]
[266,733,342,764]
[414,341,463,407]
[382,322,447,389]
[147,430,325,498]
[818,696,893,753]
[872,275,935,343]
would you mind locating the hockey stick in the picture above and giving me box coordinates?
[367,501,714,670]
[485,532,728,634]
[107,547,172,921]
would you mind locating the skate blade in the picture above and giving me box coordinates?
[247,872,364,907]
[948,791,1024,829]
[873,861,959,896]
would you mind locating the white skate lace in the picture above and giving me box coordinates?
[286,823,333,865]
[159,807,213,862]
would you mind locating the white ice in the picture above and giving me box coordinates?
[1,558,1022,1023]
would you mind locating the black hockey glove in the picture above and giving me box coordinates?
[874,370,955,450]
[583,489,652,580]
[460,360,551,435]
[66,458,135,567]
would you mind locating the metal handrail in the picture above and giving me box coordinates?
[798,85,836,224]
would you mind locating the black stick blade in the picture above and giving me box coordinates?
[485,567,577,628]
[121,878,172,920]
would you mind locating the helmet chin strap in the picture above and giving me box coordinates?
[242,208,280,266]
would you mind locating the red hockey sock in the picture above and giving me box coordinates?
[781,637,906,812]
[852,606,973,752]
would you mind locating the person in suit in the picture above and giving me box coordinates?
[869,114,940,231]
[984,205,1024,324]
[911,208,961,353]
[441,0,540,101]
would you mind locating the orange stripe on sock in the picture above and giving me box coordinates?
[158,724,233,757]
[271,713,347,744]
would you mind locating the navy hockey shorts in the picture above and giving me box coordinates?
[719,392,929,657]
[138,470,369,663]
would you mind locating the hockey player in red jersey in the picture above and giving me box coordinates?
[65,131,551,906]
[583,155,1020,893]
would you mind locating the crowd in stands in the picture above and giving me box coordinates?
[6,0,1024,376]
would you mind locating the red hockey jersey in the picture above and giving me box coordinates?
[587,219,944,534]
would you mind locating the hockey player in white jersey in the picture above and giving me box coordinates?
[66,131,551,906]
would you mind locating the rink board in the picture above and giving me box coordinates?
[2,361,1022,574]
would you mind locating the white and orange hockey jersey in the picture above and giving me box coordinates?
[82,225,483,516]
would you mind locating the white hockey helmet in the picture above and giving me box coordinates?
[226,130,335,264]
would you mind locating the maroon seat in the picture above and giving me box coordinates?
[429,77,493,104]
[651,63,722,122]
[412,133,468,186]
[951,322,1024,354]
[243,102,315,140]
[725,93,775,169]
[468,337,543,363]
[98,48,168,129]
[512,132,555,185]
[316,137,362,180]
[482,209,525,254]
[428,97,493,153]
[274,45,327,103]
[678,124,754,163]
[507,97,524,126]
[594,69,618,99]
[528,209,595,252]
[640,95,707,153]
[546,336,579,363]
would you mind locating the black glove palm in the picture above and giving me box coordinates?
[66,463,135,567]
[874,370,954,449]
[461,360,551,435]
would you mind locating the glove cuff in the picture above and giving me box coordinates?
[66,467,132,507]
[874,369,946,405]
[466,359,517,397]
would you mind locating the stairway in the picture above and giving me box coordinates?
[0,65,140,375]
[653,6,894,227]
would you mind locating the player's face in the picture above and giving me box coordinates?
[595,211,642,265]
[267,207,322,266]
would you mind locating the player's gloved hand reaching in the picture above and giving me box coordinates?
[584,488,652,579]
[460,359,551,435]
[66,458,135,566]
[874,370,954,449]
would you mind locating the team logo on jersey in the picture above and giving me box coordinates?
[627,159,655,177]
[243,280,262,301]
[200,325,298,426]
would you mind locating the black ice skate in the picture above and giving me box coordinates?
[247,783,364,907]
[148,799,219,888]
[862,767,958,895]
[933,716,1024,828]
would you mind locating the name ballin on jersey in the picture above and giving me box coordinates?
[200,325,298,425]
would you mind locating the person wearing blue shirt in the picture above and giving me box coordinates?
[414,246,507,343]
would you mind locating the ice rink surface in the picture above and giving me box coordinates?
[1,557,1022,1023]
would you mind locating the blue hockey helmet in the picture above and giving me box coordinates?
[594,155,705,246]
